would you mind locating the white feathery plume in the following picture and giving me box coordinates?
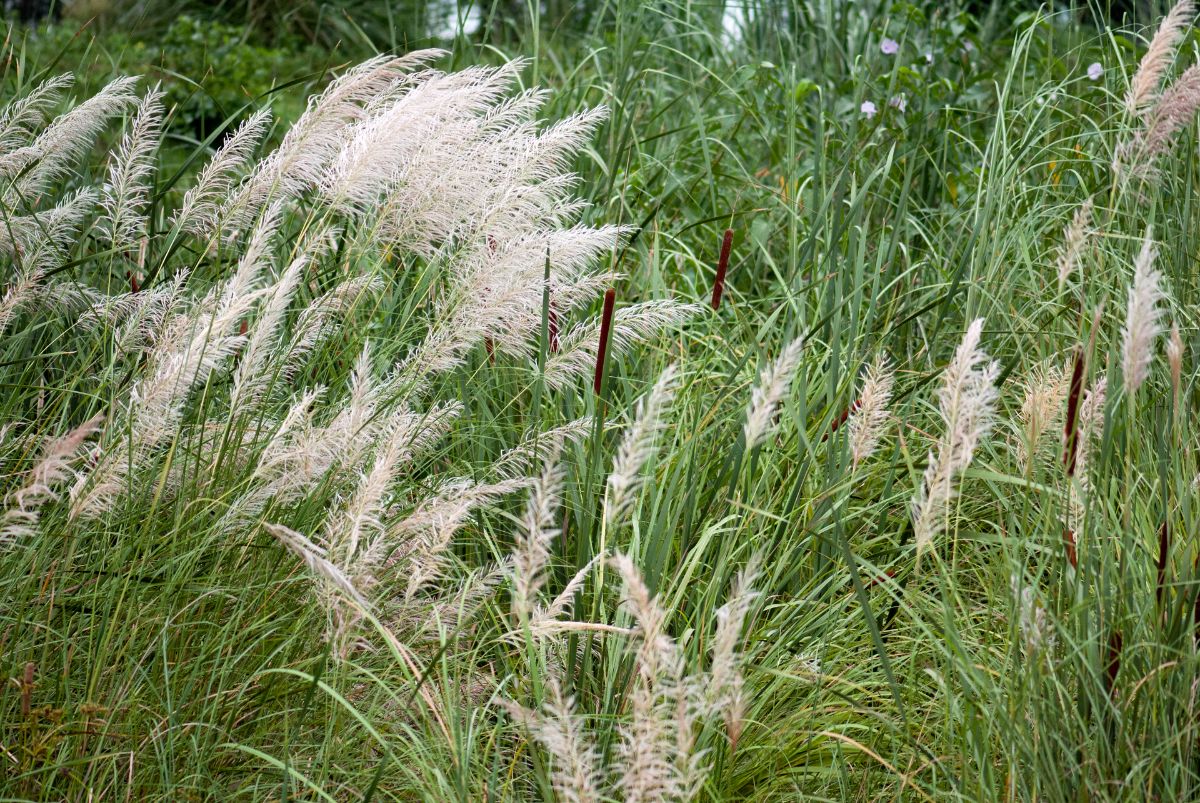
[226,251,310,413]
[0,189,96,333]
[218,51,443,236]
[1117,64,1200,182]
[1122,232,1165,394]
[504,678,601,803]
[848,355,894,470]
[1168,322,1185,397]
[610,552,704,803]
[173,108,272,238]
[0,73,74,153]
[1,414,103,547]
[708,556,760,752]
[1055,198,1093,288]
[511,454,564,622]
[403,227,628,381]
[743,338,804,450]
[911,319,999,555]
[395,477,532,600]
[492,417,592,480]
[1,76,139,205]
[98,86,164,254]
[604,365,678,530]
[1126,0,1196,116]
[1016,361,1068,471]
[69,209,283,518]
[1011,575,1054,658]
[265,522,369,610]
[544,301,700,392]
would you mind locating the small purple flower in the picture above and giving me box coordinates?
[881,38,899,55]
[889,94,907,113]
[860,100,878,118]
[1087,62,1103,81]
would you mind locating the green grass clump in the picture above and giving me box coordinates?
[3,2,1200,800]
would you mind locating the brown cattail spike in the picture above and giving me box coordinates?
[1063,527,1078,569]
[1063,346,1085,475]
[1157,520,1170,605]
[1105,631,1123,698]
[593,288,617,395]
[711,228,734,310]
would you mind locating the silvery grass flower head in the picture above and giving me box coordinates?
[860,100,877,118]
[880,38,899,55]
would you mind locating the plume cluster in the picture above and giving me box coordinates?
[1122,232,1166,394]
[911,319,999,555]
[847,355,894,470]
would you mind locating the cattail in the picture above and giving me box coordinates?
[1126,0,1196,116]
[1105,631,1123,698]
[604,365,679,530]
[743,338,804,450]
[911,319,999,555]
[1122,232,1165,394]
[1063,527,1078,568]
[1062,347,1086,475]
[593,288,617,394]
[1158,520,1171,605]
[1055,198,1093,288]
[847,355,895,469]
[544,300,698,392]
[711,228,734,310]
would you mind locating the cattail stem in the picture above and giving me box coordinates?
[593,288,616,395]
[711,228,733,310]
[1063,347,1085,475]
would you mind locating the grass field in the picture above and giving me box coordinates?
[2,1,1200,800]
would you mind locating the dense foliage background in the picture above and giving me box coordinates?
[4,0,1200,800]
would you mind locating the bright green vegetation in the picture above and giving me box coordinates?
[3,2,1200,800]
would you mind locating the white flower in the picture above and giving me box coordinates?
[1087,62,1104,81]
[925,51,934,64]
[881,38,899,55]
[889,94,907,113]
[860,100,878,118]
